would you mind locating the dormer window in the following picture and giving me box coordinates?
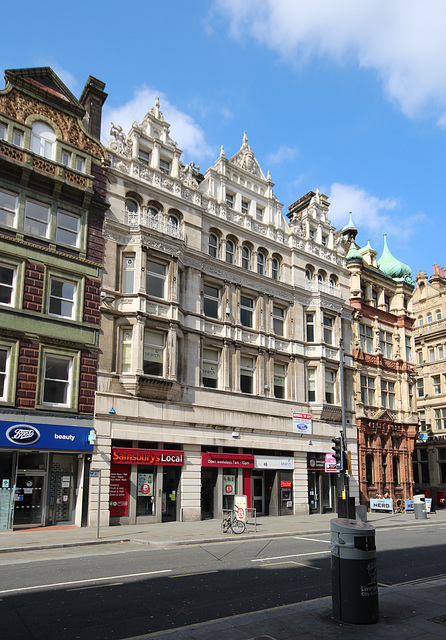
[31,122,56,160]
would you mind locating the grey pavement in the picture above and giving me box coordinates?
[2,509,446,639]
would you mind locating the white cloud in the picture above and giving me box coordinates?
[326,182,428,249]
[215,0,446,119]
[102,87,215,162]
[266,144,298,165]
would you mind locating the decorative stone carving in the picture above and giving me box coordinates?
[179,161,199,188]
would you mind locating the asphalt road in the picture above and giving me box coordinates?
[1,521,446,640]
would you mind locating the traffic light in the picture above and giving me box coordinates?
[332,436,343,470]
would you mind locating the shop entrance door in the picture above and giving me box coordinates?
[308,471,319,514]
[162,467,180,522]
[201,468,217,520]
[252,474,265,515]
[13,473,46,527]
[50,473,75,524]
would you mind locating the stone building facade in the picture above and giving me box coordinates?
[412,265,446,505]
[92,98,358,526]
[342,219,418,507]
[0,68,107,529]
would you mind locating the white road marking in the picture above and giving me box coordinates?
[293,536,330,543]
[0,569,172,595]
[252,550,330,563]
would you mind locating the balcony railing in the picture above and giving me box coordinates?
[126,209,185,240]
[305,279,343,298]
[414,318,446,336]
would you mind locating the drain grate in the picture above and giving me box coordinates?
[429,614,446,626]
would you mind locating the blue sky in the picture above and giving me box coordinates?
[2,0,446,278]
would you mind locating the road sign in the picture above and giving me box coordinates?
[90,470,100,478]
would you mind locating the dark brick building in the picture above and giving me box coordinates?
[0,67,107,529]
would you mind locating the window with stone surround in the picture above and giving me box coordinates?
[435,408,446,430]
[359,324,373,353]
[202,348,219,388]
[48,276,77,319]
[203,284,220,319]
[240,295,254,328]
[31,121,56,160]
[143,330,165,376]
[120,328,133,373]
[381,380,395,409]
[240,355,255,394]
[0,188,17,227]
[146,259,167,298]
[274,363,286,399]
[38,348,79,410]
[307,368,316,402]
[325,370,336,404]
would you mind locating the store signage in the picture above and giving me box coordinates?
[370,498,393,512]
[112,447,184,466]
[405,499,414,511]
[281,481,292,488]
[307,453,325,470]
[234,494,248,521]
[325,453,338,473]
[0,421,94,451]
[292,413,312,435]
[254,456,294,470]
[224,474,236,495]
[201,452,254,468]
[138,473,154,496]
[109,465,130,516]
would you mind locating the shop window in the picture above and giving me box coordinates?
[0,188,18,227]
[209,233,219,258]
[122,255,136,294]
[42,352,74,407]
[137,466,156,516]
[143,330,165,376]
[306,313,315,342]
[257,251,266,275]
[381,380,395,409]
[359,324,373,353]
[203,284,220,319]
[202,348,219,388]
[225,239,235,264]
[242,246,251,270]
[240,295,254,328]
[307,368,316,402]
[0,263,16,306]
[272,257,280,281]
[240,356,255,394]
[273,306,284,336]
[361,376,375,406]
[435,408,446,430]
[48,277,77,319]
[31,121,55,160]
[274,363,286,399]
[412,449,430,485]
[323,315,334,345]
[120,328,133,373]
[325,370,335,404]
[146,260,167,298]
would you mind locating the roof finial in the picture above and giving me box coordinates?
[220,145,225,158]
[154,97,160,118]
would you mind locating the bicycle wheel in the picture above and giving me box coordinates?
[231,518,246,534]
[221,517,231,533]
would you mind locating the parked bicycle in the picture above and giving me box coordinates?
[221,509,246,534]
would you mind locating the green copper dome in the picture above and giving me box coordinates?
[359,239,375,255]
[346,241,363,261]
[377,235,414,285]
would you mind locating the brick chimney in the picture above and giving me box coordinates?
[80,76,107,141]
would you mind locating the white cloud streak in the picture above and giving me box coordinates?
[215,0,446,119]
[102,87,215,161]
[266,144,298,165]
[327,183,425,244]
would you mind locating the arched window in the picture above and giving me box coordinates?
[257,251,265,275]
[329,277,336,288]
[168,214,179,228]
[226,239,235,264]
[148,206,162,230]
[418,316,424,327]
[242,246,251,270]
[427,312,432,324]
[125,198,138,213]
[436,309,442,321]
[209,233,219,258]
[317,272,325,283]
[31,121,56,160]
[305,267,313,281]
[272,257,280,281]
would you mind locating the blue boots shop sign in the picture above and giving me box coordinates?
[0,420,94,451]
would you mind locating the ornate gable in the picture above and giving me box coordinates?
[228,132,266,180]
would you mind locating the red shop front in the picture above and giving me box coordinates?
[110,447,184,525]
[200,452,254,519]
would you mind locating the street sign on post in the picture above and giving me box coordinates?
[90,469,101,538]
